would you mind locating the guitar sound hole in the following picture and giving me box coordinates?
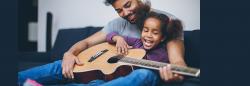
[108,57,120,63]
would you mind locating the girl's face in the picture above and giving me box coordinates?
[141,17,164,50]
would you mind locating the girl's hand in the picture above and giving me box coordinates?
[113,36,132,55]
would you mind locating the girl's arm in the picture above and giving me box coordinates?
[106,32,140,45]
[106,32,139,54]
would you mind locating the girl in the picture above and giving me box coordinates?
[106,11,171,63]
[103,12,183,85]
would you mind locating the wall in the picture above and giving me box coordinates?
[38,0,200,52]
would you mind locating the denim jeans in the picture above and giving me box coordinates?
[18,60,160,86]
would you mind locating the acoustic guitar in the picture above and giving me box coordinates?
[73,42,200,83]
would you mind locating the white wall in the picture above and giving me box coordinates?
[38,0,200,52]
[151,0,200,30]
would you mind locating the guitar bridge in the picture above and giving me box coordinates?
[88,49,108,62]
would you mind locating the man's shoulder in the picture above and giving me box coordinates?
[102,17,132,34]
[108,17,136,29]
[110,17,128,24]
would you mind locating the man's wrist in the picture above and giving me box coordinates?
[64,51,73,58]
[171,61,187,67]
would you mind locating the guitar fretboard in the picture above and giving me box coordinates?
[114,55,200,77]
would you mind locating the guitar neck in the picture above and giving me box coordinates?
[117,56,200,77]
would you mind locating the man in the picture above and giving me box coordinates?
[18,0,187,85]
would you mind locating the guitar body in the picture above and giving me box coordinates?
[73,42,146,83]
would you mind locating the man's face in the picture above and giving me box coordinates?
[112,0,142,24]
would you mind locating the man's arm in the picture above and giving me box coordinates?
[67,31,107,55]
[159,39,186,82]
[167,39,186,66]
[62,31,107,79]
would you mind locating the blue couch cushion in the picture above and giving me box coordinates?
[51,27,102,60]
[184,30,200,68]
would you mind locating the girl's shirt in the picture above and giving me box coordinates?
[106,32,169,63]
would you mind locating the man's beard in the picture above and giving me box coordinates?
[125,13,137,24]
[124,3,150,28]
[134,4,150,30]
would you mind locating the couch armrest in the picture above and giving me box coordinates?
[18,52,52,62]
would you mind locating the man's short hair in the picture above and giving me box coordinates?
[104,0,117,6]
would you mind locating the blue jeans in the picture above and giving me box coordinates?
[100,69,159,86]
[18,60,160,86]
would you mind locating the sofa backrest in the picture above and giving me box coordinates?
[51,27,102,60]
[51,27,200,68]
[184,30,200,68]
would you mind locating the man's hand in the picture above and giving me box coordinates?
[159,64,184,82]
[113,36,132,55]
[160,39,186,82]
[62,52,83,79]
